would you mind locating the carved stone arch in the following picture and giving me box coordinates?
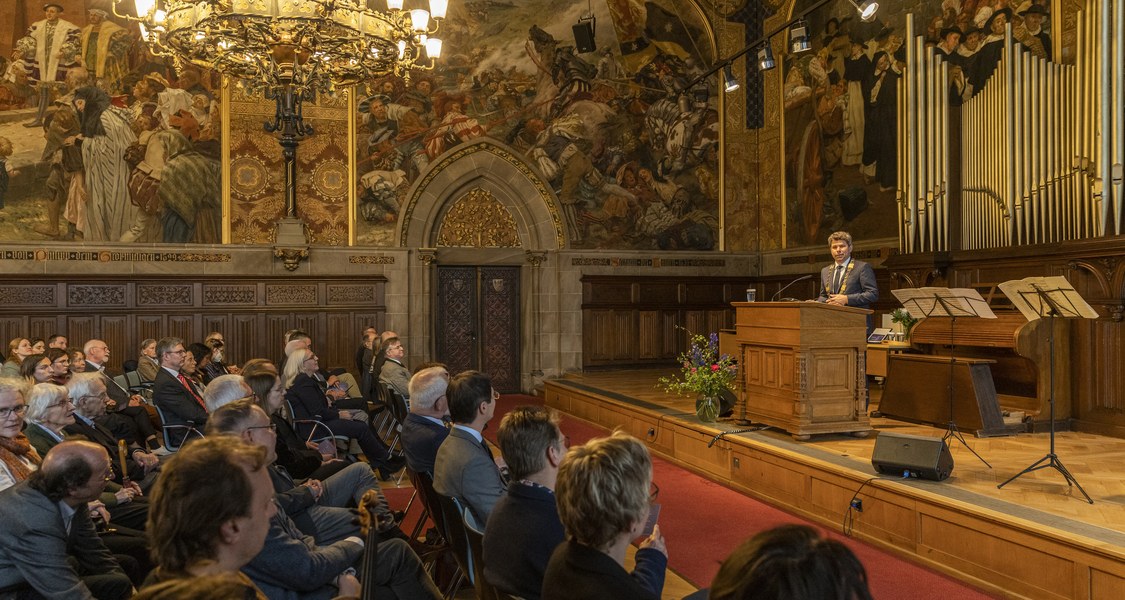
[397,139,566,250]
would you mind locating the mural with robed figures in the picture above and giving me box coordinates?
[783,0,1053,248]
[354,0,721,250]
[0,0,222,244]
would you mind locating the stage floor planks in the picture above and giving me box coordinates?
[544,368,1125,600]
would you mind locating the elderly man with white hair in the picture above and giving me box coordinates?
[64,373,160,489]
[202,373,252,413]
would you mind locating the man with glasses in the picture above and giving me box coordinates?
[83,339,164,454]
[152,337,209,448]
[64,373,160,489]
[483,406,569,600]
[0,440,133,599]
[402,366,451,475]
[433,370,507,525]
[378,336,412,399]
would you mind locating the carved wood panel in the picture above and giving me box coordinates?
[435,267,479,378]
[434,266,521,392]
[136,316,166,345]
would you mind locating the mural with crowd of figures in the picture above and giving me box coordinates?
[0,0,222,244]
[354,0,719,249]
[782,0,1054,248]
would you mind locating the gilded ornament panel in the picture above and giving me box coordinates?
[436,189,521,248]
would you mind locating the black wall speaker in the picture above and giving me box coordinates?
[572,19,596,53]
[871,432,954,481]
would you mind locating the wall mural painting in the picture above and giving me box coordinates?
[782,0,1054,249]
[354,0,720,250]
[0,1,223,244]
[228,90,352,246]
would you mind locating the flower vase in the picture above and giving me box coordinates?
[696,395,720,423]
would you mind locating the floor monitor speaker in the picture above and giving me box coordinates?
[871,432,954,481]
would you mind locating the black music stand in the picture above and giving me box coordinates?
[892,287,996,468]
[996,277,1097,504]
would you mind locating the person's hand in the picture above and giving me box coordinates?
[113,487,134,504]
[89,501,111,523]
[326,388,347,401]
[104,397,118,410]
[335,573,361,597]
[639,524,667,557]
[128,395,145,407]
[227,365,241,375]
[125,480,143,496]
[302,479,323,501]
[136,451,159,472]
[306,441,320,451]
[827,293,849,306]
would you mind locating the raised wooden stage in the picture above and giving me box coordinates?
[544,369,1125,600]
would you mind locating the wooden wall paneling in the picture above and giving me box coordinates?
[661,311,679,358]
[166,316,195,349]
[637,281,678,305]
[325,312,355,372]
[637,311,662,360]
[265,315,294,360]
[582,310,616,364]
[293,313,323,347]
[66,317,96,352]
[230,314,261,366]
[682,310,708,338]
[201,316,230,344]
[705,309,730,336]
[612,311,636,362]
[135,316,166,347]
[682,281,726,304]
[98,316,129,370]
[27,318,58,343]
[0,318,25,348]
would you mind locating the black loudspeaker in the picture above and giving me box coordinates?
[572,19,596,53]
[871,432,954,481]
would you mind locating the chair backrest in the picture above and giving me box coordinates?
[408,470,446,541]
[385,383,409,424]
[436,494,474,585]
[152,404,202,451]
[462,505,504,600]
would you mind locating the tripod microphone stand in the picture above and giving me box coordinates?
[997,282,1093,504]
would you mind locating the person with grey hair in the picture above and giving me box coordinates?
[65,373,160,487]
[152,337,208,448]
[202,373,252,413]
[136,338,158,383]
[482,406,568,599]
[401,366,450,475]
[543,431,667,600]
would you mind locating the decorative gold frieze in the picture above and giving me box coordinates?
[436,189,521,248]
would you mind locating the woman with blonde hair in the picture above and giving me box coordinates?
[2,337,33,378]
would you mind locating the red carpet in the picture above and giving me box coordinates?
[387,394,999,599]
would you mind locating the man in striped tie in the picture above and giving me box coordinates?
[151,337,209,449]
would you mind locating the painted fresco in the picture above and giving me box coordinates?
[783,0,1054,248]
[354,0,719,249]
[0,1,221,244]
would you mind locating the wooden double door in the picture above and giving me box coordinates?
[434,266,521,392]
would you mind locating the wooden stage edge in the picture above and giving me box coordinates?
[543,375,1125,600]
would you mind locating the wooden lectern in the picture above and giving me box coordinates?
[734,302,872,440]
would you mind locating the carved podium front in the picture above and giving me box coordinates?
[734,302,872,440]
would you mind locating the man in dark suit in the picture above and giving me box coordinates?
[65,373,160,488]
[83,339,163,452]
[433,370,507,525]
[816,230,879,333]
[402,366,451,475]
[483,406,568,600]
[151,337,208,448]
[0,440,133,599]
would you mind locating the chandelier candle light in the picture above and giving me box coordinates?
[114,0,446,264]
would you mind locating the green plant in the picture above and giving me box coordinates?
[890,308,919,337]
[659,331,738,398]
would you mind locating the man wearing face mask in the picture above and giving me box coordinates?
[200,332,240,385]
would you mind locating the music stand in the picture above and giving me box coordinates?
[996,276,1098,504]
[891,287,997,468]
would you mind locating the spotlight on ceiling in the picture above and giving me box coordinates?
[849,0,880,23]
[722,65,740,92]
[789,21,811,53]
[758,45,775,71]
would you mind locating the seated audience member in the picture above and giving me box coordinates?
[65,373,160,489]
[241,358,279,378]
[245,370,347,481]
[181,345,209,392]
[0,440,133,599]
[152,337,209,448]
[286,332,364,403]
[46,347,72,384]
[483,406,568,599]
[1,337,33,378]
[24,382,150,531]
[366,330,398,395]
[544,431,668,600]
[134,572,268,600]
[378,337,411,399]
[200,332,240,384]
[84,339,164,453]
[0,378,39,491]
[47,334,69,350]
[142,437,275,594]
[20,353,52,384]
[283,348,401,477]
[356,327,377,394]
[708,524,874,600]
[433,370,506,524]
[202,373,252,412]
[136,339,159,383]
[205,399,397,545]
[69,348,88,373]
[401,366,450,475]
[30,338,45,354]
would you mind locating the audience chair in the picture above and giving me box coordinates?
[369,382,396,440]
[461,505,507,600]
[153,404,204,452]
[436,494,474,587]
[409,470,465,599]
[114,372,153,401]
[282,397,349,459]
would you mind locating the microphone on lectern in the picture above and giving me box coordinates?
[771,274,814,302]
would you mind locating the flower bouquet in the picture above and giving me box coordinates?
[659,331,738,422]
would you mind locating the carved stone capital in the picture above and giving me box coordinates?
[525,250,548,267]
[274,247,309,271]
[418,248,438,266]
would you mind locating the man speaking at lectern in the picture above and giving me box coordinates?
[816,231,879,333]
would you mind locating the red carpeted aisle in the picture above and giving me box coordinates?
[388,394,999,599]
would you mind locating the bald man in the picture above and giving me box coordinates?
[0,440,132,599]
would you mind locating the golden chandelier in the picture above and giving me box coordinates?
[114,0,447,96]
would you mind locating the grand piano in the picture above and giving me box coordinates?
[878,294,1069,436]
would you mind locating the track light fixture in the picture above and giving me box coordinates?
[722,65,740,92]
[789,21,811,53]
[758,45,775,71]
[849,0,880,22]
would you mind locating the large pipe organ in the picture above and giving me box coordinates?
[898,0,1124,253]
